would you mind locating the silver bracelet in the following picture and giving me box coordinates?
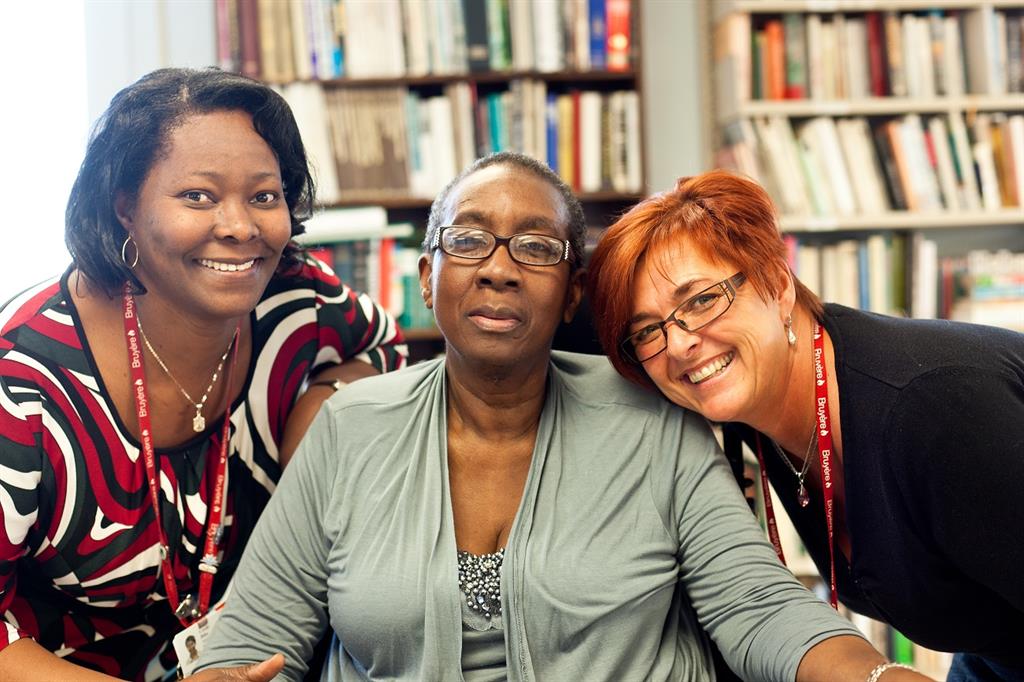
[867,662,915,682]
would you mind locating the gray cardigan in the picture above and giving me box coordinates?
[198,352,861,680]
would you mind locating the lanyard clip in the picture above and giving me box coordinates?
[174,593,200,621]
[198,553,220,574]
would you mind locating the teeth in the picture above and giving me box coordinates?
[198,259,255,272]
[688,351,735,384]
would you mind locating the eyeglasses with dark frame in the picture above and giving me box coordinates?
[621,272,747,364]
[431,225,572,267]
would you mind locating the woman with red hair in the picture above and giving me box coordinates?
[588,170,1024,682]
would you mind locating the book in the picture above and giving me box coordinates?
[783,13,807,99]
[605,0,631,72]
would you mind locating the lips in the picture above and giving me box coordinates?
[468,304,523,332]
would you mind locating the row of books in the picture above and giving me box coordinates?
[719,112,1024,219]
[716,7,1023,107]
[280,81,642,203]
[217,0,634,82]
[784,230,1024,331]
[946,248,1024,332]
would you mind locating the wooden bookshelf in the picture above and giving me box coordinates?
[217,0,646,352]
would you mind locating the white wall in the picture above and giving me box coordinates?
[641,0,710,193]
[85,0,217,122]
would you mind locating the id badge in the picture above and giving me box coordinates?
[173,591,229,677]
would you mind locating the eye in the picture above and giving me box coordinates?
[252,191,280,205]
[181,190,213,204]
[631,324,662,345]
[685,292,722,313]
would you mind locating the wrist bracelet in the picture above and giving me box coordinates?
[867,662,915,682]
[310,379,345,392]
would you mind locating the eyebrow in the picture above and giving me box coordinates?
[627,277,711,325]
[450,210,562,235]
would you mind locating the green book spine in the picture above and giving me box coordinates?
[889,629,914,664]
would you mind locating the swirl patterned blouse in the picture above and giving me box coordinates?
[0,256,406,680]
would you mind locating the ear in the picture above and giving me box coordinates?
[777,266,798,322]
[114,191,136,232]
[562,268,585,324]
[417,253,434,309]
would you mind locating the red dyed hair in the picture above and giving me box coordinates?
[588,170,823,389]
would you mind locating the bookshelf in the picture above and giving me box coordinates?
[215,0,645,360]
[711,1,1023,675]
[709,0,1023,328]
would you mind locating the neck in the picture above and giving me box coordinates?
[444,353,549,444]
[750,307,821,458]
[132,291,243,369]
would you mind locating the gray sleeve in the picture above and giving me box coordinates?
[195,404,338,681]
[672,412,863,682]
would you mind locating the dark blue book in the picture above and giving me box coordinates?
[589,0,607,70]
[546,93,559,173]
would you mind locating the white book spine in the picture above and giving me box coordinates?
[972,114,1002,210]
[806,14,823,100]
[283,82,339,203]
[911,236,938,320]
[623,91,642,193]
[1008,115,1024,208]
[579,92,603,193]
[866,234,889,315]
[533,0,564,73]
[942,16,965,96]
[428,96,458,195]
[289,0,313,80]
[927,116,962,211]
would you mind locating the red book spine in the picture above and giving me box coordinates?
[765,20,785,100]
[237,0,262,79]
[606,0,631,72]
[866,12,889,97]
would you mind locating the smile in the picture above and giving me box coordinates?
[687,351,734,384]
[197,258,257,272]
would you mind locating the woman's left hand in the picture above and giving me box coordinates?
[185,653,285,681]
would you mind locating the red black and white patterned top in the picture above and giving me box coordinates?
[0,257,406,680]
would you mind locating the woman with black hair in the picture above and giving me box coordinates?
[0,68,405,679]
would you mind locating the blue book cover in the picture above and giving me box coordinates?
[546,93,559,173]
[589,0,607,70]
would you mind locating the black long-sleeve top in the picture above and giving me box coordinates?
[725,304,1024,669]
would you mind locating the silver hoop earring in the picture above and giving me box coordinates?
[121,235,139,269]
[785,316,797,346]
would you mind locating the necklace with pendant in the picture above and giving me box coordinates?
[771,428,816,507]
[136,314,237,432]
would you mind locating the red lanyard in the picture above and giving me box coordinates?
[121,287,238,626]
[811,320,838,609]
[752,320,838,609]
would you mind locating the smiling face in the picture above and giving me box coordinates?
[419,164,583,371]
[630,235,795,424]
[115,109,292,322]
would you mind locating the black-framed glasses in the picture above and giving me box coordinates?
[621,272,747,364]
[431,225,572,267]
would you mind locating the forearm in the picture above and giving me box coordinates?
[0,638,121,681]
[797,635,933,682]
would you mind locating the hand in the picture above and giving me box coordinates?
[185,653,285,681]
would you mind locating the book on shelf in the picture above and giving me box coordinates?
[724,7,1024,105]
[216,0,636,82]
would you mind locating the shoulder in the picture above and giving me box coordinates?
[549,350,669,416]
[824,303,1024,390]
[0,276,67,348]
[324,358,443,417]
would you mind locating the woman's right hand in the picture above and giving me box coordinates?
[185,653,285,681]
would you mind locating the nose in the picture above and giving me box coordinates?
[214,199,259,242]
[475,242,521,290]
[663,319,701,360]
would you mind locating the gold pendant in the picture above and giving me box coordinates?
[193,413,205,432]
